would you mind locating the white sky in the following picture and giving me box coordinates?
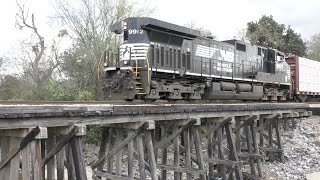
[0,0,320,55]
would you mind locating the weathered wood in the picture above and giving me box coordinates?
[66,143,76,180]
[107,128,115,175]
[46,134,55,180]
[184,127,192,180]
[70,136,88,180]
[259,118,265,148]
[235,118,241,154]
[158,165,206,175]
[205,158,240,166]
[92,123,148,169]
[145,130,158,180]
[42,126,79,166]
[98,127,109,172]
[56,135,65,180]
[244,126,257,178]
[160,125,168,180]
[275,119,284,162]
[217,127,227,180]
[127,131,134,179]
[192,126,206,180]
[0,126,40,171]
[207,123,214,180]
[201,117,232,139]
[31,140,43,180]
[0,136,10,179]
[268,119,274,162]
[250,121,263,177]
[136,135,146,180]
[154,119,196,150]
[94,170,134,180]
[173,126,180,180]
[21,143,31,180]
[115,129,123,176]
[179,144,198,165]
[9,137,20,180]
[41,139,46,179]
[225,123,243,180]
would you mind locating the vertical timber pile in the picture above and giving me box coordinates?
[0,125,87,180]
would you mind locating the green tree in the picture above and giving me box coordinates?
[246,15,306,56]
[307,33,320,61]
[53,0,153,100]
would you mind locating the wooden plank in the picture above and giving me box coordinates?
[65,143,76,180]
[207,123,214,180]
[115,129,123,176]
[98,127,108,172]
[70,137,88,180]
[183,127,192,180]
[107,128,115,174]
[217,128,227,180]
[225,123,243,180]
[160,125,167,180]
[158,165,206,175]
[41,139,46,179]
[235,118,241,154]
[91,123,148,169]
[56,135,65,180]
[268,119,274,162]
[145,130,158,180]
[127,131,134,179]
[154,119,196,150]
[244,126,257,178]
[250,121,263,177]
[95,170,134,180]
[191,126,206,180]
[9,137,20,180]
[275,119,284,162]
[31,139,43,180]
[173,126,180,180]
[205,158,240,166]
[42,126,79,166]
[0,126,40,171]
[136,135,146,180]
[201,117,232,139]
[21,143,31,180]
[0,136,10,179]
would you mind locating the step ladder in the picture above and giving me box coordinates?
[132,67,146,96]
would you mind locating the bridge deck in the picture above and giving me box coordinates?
[0,102,310,129]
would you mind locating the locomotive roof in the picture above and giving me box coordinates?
[111,17,201,39]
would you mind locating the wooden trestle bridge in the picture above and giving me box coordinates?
[0,102,312,180]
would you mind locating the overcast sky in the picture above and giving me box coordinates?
[0,0,320,55]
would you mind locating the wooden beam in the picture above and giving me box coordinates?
[154,119,196,150]
[91,122,148,169]
[42,126,79,166]
[70,137,87,180]
[0,126,40,170]
[158,165,206,175]
[201,117,232,140]
[94,170,134,180]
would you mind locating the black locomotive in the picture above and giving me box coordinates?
[103,17,291,101]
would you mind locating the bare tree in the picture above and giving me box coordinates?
[307,33,320,61]
[52,0,153,99]
[15,2,65,88]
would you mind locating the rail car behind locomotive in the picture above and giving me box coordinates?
[286,55,320,102]
[103,17,291,101]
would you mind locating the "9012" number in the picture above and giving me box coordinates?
[128,29,144,34]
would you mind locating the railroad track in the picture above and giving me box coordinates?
[0,100,311,105]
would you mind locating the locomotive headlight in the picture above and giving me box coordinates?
[123,60,128,65]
